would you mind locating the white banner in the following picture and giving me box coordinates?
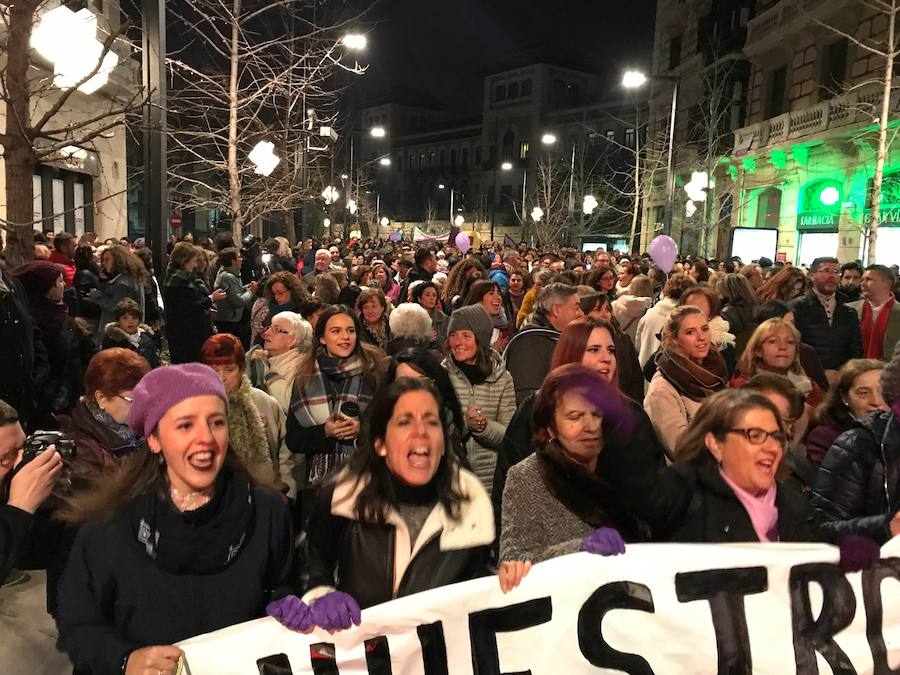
[180,540,900,674]
[412,227,450,242]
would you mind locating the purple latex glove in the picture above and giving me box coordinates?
[266,595,313,631]
[310,591,362,631]
[580,527,626,556]
[838,534,881,573]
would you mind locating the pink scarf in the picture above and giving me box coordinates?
[719,469,779,542]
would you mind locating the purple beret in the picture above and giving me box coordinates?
[127,363,227,437]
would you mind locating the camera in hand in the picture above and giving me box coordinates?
[16,431,76,471]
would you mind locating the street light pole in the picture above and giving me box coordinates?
[142,0,168,281]
[663,79,679,237]
[449,188,454,225]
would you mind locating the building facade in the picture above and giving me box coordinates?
[645,0,899,265]
[0,0,134,242]
[357,63,646,247]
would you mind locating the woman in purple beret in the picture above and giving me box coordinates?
[55,363,294,675]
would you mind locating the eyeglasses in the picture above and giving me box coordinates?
[727,428,787,446]
[117,394,133,403]
[268,326,290,335]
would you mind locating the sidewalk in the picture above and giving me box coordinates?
[0,571,71,675]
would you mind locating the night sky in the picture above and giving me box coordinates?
[349,0,658,118]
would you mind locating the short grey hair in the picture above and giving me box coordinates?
[536,282,579,313]
[271,311,313,351]
[389,303,432,339]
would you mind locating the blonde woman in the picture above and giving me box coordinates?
[644,305,728,457]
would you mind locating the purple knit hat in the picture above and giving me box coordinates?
[127,363,227,437]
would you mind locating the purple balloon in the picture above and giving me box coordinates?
[455,231,470,253]
[647,235,677,274]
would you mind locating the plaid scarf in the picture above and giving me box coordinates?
[291,347,374,483]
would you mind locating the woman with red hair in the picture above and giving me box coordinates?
[201,334,291,493]
[491,317,665,530]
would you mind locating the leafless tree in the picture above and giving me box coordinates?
[165,0,368,242]
[797,0,900,263]
[0,1,145,266]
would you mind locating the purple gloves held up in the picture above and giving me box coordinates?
[838,534,881,573]
[267,591,362,632]
[266,595,314,631]
[580,527,626,556]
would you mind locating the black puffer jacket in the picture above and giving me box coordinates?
[609,460,818,543]
[791,291,862,370]
[163,271,214,364]
[299,468,493,609]
[811,411,899,544]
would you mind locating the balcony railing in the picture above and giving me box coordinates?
[745,0,852,53]
[731,81,896,154]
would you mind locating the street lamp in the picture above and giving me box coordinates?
[500,161,513,171]
[341,33,367,50]
[248,141,280,176]
[583,195,599,215]
[32,6,120,94]
[454,214,465,228]
[321,185,340,205]
[378,156,391,166]
[531,207,544,222]
[622,68,679,237]
[490,161,515,243]
[541,133,557,146]
[370,126,386,138]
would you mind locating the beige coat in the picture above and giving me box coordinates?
[643,371,704,457]
[443,352,517,496]
[247,386,297,498]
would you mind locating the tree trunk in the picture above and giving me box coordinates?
[867,1,896,264]
[4,0,39,268]
[227,0,243,243]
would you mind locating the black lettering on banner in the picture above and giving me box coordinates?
[675,566,768,675]
[862,557,900,675]
[257,653,294,674]
[417,621,449,675]
[309,642,340,675]
[577,581,656,675]
[468,597,553,675]
[789,563,857,675]
[364,636,392,675]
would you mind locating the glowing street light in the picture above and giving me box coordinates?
[378,156,391,166]
[380,217,390,227]
[622,70,648,89]
[321,185,340,205]
[438,183,446,189]
[541,133,557,145]
[370,127,386,138]
[347,199,358,215]
[501,161,513,171]
[32,6,120,94]
[583,195,599,215]
[531,207,544,222]
[323,218,332,228]
[341,34,367,51]
[454,214,465,227]
[248,140,280,176]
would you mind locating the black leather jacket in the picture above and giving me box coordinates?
[299,469,493,609]
[811,411,899,544]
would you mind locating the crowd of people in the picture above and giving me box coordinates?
[2,228,898,673]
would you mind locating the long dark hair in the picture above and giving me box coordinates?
[346,378,466,523]
[296,304,383,387]
[387,348,466,436]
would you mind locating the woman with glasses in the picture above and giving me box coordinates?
[607,388,822,543]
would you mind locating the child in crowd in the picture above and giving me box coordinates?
[101,298,161,368]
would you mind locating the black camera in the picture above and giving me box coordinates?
[17,431,76,471]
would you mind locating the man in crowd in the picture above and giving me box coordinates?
[0,400,61,584]
[302,248,333,291]
[399,247,437,303]
[792,256,862,381]
[837,261,863,304]
[504,282,583,404]
[47,233,76,287]
[849,264,900,360]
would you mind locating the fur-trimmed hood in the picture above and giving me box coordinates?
[104,322,154,341]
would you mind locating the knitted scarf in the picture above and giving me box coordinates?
[656,347,728,402]
[362,314,390,351]
[128,464,255,574]
[86,399,139,447]
[861,296,894,359]
[291,347,374,484]
[228,375,271,468]
[536,440,643,540]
